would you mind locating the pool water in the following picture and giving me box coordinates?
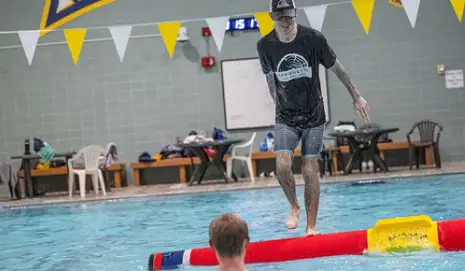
[1,174,465,271]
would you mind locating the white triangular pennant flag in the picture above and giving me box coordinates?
[304,5,328,32]
[18,30,41,65]
[402,0,421,28]
[206,16,229,52]
[109,25,132,62]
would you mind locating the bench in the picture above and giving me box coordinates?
[250,146,340,177]
[337,141,434,166]
[130,154,238,186]
[250,141,435,176]
[130,148,339,187]
[130,158,201,187]
[130,141,434,186]
[18,163,126,188]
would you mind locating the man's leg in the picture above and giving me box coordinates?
[301,124,325,236]
[274,123,301,230]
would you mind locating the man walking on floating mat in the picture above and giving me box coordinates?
[257,0,370,235]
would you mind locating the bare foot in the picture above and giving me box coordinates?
[285,207,300,229]
[306,227,321,236]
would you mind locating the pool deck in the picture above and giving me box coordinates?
[2,162,465,208]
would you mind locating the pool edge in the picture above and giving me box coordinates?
[2,168,465,209]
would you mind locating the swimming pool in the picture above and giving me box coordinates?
[1,173,464,271]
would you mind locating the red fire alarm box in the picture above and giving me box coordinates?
[202,56,216,68]
[202,27,212,37]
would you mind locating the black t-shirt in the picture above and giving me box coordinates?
[257,24,337,130]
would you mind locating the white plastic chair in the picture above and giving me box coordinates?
[226,133,256,182]
[68,145,107,199]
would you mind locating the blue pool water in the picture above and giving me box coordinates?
[1,174,465,271]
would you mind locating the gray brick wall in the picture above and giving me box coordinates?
[0,0,464,185]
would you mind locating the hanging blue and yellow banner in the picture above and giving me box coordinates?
[40,0,114,37]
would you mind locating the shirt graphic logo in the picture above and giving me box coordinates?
[40,0,114,37]
[275,53,312,82]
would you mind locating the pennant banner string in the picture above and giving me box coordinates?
[304,5,328,32]
[206,16,229,52]
[352,0,376,34]
[64,28,87,64]
[403,0,422,28]
[254,12,275,37]
[18,30,41,65]
[450,0,465,22]
[109,25,133,62]
[0,1,352,35]
[0,34,161,50]
[158,22,181,58]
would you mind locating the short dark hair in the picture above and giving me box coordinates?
[209,213,249,257]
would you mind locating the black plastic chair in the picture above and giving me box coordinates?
[406,120,443,169]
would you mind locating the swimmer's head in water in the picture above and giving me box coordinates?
[209,213,250,258]
[270,0,297,27]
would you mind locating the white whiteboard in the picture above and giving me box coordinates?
[221,58,330,130]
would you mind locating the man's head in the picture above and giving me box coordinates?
[270,0,297,28]
[209,213,250,258]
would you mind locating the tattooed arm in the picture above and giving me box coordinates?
[265,71,277,101]
[319,33,370,120]
[330,59,361,101]
[330,58,370,120]
[318,34,363,101]
[257,40,276,101]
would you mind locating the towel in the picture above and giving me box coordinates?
[37,143,56,163]
[102,142,118,169]
[70,144,118,169]
[0,163,13,186]
[0,157,22,198]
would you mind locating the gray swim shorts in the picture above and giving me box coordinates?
[273,122,325,158]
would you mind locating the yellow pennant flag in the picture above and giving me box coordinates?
[64,28,87,64]
[450,0,465,22]
[352,0,376,35]
[254,12,274,37]
[158,22,181,59]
